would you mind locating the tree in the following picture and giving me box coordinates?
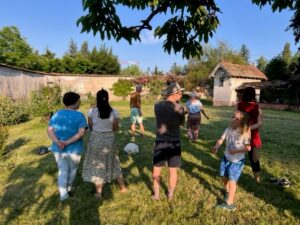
[282,42,292,64]
[80,41,90,58]
[43,47,55,59]
[77,0,220,59]
[78,0,300,59]
[68,39,78,57]
[240,44,250,63]
[111,79,133,100]
[153,66,163,76]
[147,78,165,101]
[184,42,247,90]
[121,65,142,76]
[265,56,291,80]
[256,56,268,72]
[0,26,32,66]
[170,63,183,75]
[89,45,120,74]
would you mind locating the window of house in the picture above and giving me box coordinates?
[219,72,225,87]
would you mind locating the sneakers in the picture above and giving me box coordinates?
[278,178,291,188]
[60,193,69,202]
[216,203,236,211]
[270,177,291,188]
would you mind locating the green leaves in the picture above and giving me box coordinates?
[77,0,221,59]
[111,79,133,100]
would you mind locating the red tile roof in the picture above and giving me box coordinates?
[218,61,268,80]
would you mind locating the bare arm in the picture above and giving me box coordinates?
[62,128,86,146]
[113,118,119,131]
[212,137,225,154]
[88,117,93,130]
[200,106,209,119]
[251,108,263,130]
[47,126,65,149]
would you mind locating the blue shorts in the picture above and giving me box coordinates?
[220,157,245,182]
[130,107,143,124]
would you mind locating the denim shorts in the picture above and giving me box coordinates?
[220,156,245,181]
[130,107,143,124]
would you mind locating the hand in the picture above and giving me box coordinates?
[212,146,218,154]
[245,145,251,152]
[206,116,210,120]
[56,141,65,150]
[228,150,236,155]
[61,141,69,147]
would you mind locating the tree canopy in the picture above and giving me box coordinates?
[78,0,300,59]
[0,26,120,75]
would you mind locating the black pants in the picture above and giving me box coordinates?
[248,148,260,172]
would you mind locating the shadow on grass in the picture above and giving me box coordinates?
[2,138,30,156]
[1,106,300,224]
[0,146,103,225]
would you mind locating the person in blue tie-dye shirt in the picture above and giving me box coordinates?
[47,92,88,201]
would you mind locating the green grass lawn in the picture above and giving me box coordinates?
[1,101,300,225]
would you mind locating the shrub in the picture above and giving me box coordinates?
[31,85,62,117]
[87,92,96,107]
[0,95,30,126]
[111,79,133,100]
[0,126,8,156]
[147,78,165,101]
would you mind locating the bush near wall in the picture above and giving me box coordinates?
[0,95,30,126]
[31,85,62,117]
[0,126,8,156]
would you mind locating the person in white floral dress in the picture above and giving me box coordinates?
[82,89,127,197]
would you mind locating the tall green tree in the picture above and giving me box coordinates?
[265,56,291,80]
[240,44,250,63]
[184,42,246,90]
[153,66,163,76]
[282,42,292,64]
[68,39,78,57]
[80,41,90,58]
[121,65,142,76]
[89,45,120,74]
[43,47,55,60]
[78,0,300,59]
[0,26,32,66]
[256,56,268,72]
[170,63,183,75]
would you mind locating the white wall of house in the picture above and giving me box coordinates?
[212,69,262,106]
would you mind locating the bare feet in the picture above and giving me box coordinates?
[94,192,102,198]
[151,194,160,200]
[120,187,128,193]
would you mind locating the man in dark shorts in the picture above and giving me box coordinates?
[152,82,185,200]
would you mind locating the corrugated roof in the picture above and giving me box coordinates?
[210,61,268,80]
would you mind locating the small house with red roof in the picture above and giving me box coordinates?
[209,61,268,106]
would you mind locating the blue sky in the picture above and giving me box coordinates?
[0,0,298,72]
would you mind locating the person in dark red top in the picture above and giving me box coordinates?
[236,87,263,183]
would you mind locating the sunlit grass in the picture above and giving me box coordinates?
[0,101,299,225]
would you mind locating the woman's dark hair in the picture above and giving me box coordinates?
[242,87,256,102]
[63,92,80,106]
[97,89,112,119]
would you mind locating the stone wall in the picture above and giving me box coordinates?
[0,64,132,100]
